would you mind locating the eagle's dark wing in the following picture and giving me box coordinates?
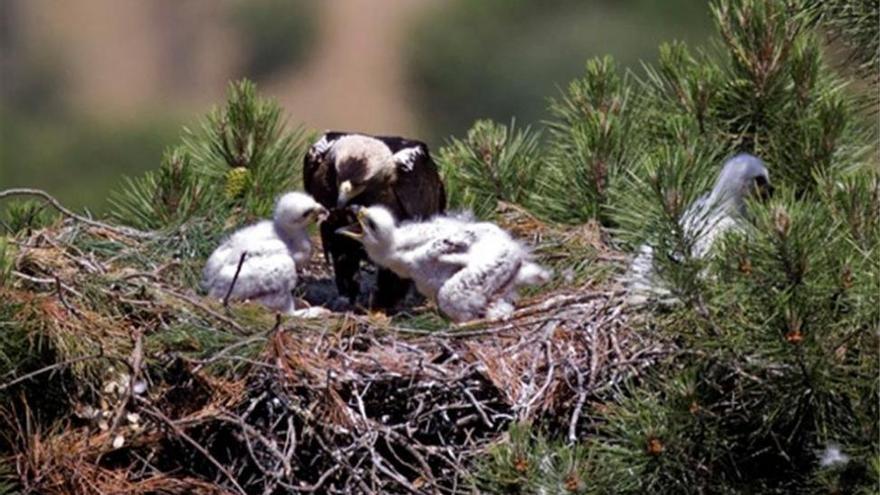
[320,209,364,299]
[384,140,446,220]
[303,132,347,209]
[303,132,348,265]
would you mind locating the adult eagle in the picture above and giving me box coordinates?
[303,131,446,308]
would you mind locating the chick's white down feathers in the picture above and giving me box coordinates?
[349,206,550,322]
[202,192,325,314]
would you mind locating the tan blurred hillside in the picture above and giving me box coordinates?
[1,0,714,211]
[264,0,442,135]
[2,0,238,118]
[2,0,440,134]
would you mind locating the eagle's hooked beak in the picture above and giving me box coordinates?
[335,208,367,240]
[337,181,365,208]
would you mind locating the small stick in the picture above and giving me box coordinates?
[0,352,103,391]
[462,387,493,428]
[567,368,586,444]
[13,271,84,298]
[54,276,84,318]
[223,251,248,308]
[283,465,341,493]
[94,329,144,468]
[192,335,268,373]
[160,287,247,335]
[137,398,248,495]
[217,410,293,478]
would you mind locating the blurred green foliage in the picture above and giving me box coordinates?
[1,0,319,215]
[806,0,879,85]
[231,0,318,81]
[0,113,178,213]
[2,1,712,214]
[407,0,713,143]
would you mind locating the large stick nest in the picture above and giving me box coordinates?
[0,200,665,494]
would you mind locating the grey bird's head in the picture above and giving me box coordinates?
[274,192,328,235]
[708,153,773,212]
[330,135,397,207]
[335,205,397,253]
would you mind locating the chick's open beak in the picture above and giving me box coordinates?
[335,211,366,240]
[335,223,364,240]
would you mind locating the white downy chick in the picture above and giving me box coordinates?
[202,192,327,314]
[338,206,550,322]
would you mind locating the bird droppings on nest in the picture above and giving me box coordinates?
[0,191,662,494]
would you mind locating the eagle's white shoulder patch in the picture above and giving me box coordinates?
[308,134,336,160]
[393,146,423,172]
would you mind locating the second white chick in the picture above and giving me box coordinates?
[338,206,550,322]
[202,192,327,314]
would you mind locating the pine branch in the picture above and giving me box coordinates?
[1,188,154,239]
[437,119,543,217]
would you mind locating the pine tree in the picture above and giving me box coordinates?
[109,79,310,230]
[463,0,878,492]
[1,1,876,492]
[532,56,635,225]
[808,0,880,88]
[437,119,543,218]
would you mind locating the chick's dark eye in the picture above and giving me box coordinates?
[367,219,376,231]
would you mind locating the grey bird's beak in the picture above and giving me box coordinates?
[755,176,774,201]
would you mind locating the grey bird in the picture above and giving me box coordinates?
[626,153,773,304]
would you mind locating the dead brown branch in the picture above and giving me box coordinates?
[0,188,155,239]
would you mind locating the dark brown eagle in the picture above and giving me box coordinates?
[303,131,446,309]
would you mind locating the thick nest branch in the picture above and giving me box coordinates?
[230,288,658,493]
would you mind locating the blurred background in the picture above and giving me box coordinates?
[0,0,711,212]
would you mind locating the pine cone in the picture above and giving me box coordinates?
[224,166,250,200]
